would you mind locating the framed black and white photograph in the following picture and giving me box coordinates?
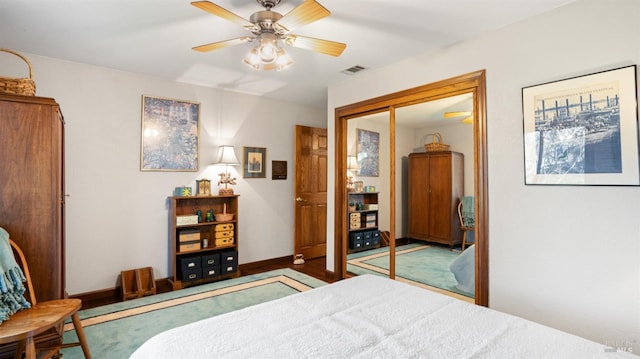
[140,95,200,171]
[243,146,266,178]
[356,128,380,177]
[522,65,639,185]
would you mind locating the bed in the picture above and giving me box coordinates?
[130,274,634,358]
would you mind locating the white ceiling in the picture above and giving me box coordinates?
[360,92,474,128]
[0,0,573,109]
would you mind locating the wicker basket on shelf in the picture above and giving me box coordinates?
[424,133,450,152]
[215,213,234,222]
[0,48,36,96]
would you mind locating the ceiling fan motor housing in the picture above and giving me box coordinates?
[250,10,283,34]
[256,0,281,10]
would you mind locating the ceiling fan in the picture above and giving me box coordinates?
[444,111,473,124]
[191,0,346,71]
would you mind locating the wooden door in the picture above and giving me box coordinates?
[294,125,328,260]
[427,153,452,242]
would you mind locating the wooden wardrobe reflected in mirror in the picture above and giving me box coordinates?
[334,70,489,306]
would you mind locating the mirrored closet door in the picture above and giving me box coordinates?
[335,70,489,306]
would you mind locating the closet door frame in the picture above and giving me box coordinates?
[334,70,489,306]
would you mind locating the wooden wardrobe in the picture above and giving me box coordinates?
[0,93,66,356]
[407,151,464,249]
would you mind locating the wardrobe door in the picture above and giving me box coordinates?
[0,94,65,302]
[0,94,65,358]
[407,154,430,239]
[427,153,453,242]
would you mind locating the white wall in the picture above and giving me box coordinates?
[5,55,325,295]
[328,0,640,352]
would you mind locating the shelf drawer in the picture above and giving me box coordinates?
[179,240,201,252]
[203,266,221,278]
[215,237,235,246]
[349,237,363,250]
[202,253,221,267]
[220,250,238,266]
[215,223,234,231]
[215,231,234,239]
[221,263,238,275]
[181,268,201,282]
[180,256,201,271]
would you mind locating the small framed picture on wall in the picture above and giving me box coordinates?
[243,146,266,178]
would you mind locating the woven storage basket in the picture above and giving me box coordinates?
[0,48,36,96]
[215,213,234,222]
[424,133,450,152]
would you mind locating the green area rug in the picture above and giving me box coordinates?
[61,269,326,359]
[347,243,473,298]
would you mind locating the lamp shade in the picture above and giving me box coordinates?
[347,155,360,170]
[213,145,240,165]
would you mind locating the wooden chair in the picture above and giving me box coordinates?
[457,201,475,251]
[0,239,91,359]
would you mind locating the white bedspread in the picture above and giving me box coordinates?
[131,275,634,358]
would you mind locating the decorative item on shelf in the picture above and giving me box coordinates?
[179,230,201,252]
[349,212,361,229]
[213,145,240,195]
[424,132,450,152]
[176,214,199,226]
[196,179,211,196]
[346,155,360,191]
[354,181,364,193]
[348,202,356,212]
[0,48,36,96]
[215,203,234,222]
[195,209,202,223]
[206,209,214,222]
[173,186,192,197]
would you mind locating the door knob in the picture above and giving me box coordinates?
[296,197,306,202]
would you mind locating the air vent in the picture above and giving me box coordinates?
[341,65,368,75]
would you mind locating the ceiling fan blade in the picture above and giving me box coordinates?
[444,111,472,118]
[191,1,258,32]
[274,0,330,33]
[193,37,253,52]
[284,35,346,57]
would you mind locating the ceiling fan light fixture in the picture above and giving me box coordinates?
[243,47,261,69]
[257,33,278,63]
[274,48,294,71]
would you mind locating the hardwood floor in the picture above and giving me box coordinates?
[241,255,336,283]
[78,256,336,310]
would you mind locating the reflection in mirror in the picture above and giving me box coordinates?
[395,93,475,301]
[342,93,476,301]
[345,111,392,278]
